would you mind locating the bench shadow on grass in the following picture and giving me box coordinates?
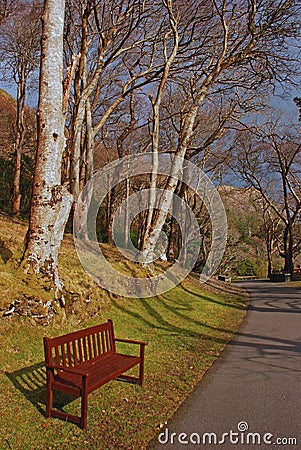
[5,362,76,418]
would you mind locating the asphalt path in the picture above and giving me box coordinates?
[148,280,301,450]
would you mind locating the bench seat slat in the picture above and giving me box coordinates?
[54,353,140,394]
[87,354,140,393]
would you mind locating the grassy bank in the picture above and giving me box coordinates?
[0,214,249,449]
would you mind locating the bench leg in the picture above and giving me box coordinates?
[139,363,144,386]
[139,345,146,386]
[80,378,88,429]
[80,394,88,429]
[46,385,53,418]
[45,369,54,418]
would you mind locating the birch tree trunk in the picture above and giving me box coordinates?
[74,99,94,241]
[26,0,73,298]
[141,0,179,257]
[140,93,206,263]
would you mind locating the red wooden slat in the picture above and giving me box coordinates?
[67,341,72,367]
[50,347,55,365]
[77,338,83,364]
[61,344,66,366]
[46,323,106,347]
[92,334,97,358]
[82,337,88,362]
[108,329,113,351]
[55,346,60,366]
[105,330,109,352]
[101,331,105,353]
[96,332,101,356]
[87,334,93,360]
[72,340,78,366]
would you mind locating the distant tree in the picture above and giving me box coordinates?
[251,194,283,277]
[231,119,301,275]
[0,0,41,214]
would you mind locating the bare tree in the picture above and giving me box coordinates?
[231,119,301,275]
[18,0,301,298]
[63,0,158,206]
[64,0,185,247]
[249,192,283,277]
[140,0,179,257]
[140,0,301,263]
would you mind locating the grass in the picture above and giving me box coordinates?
[0,214,249,449]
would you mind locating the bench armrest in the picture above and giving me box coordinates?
[46,364,89,377]
[114,338,148,346]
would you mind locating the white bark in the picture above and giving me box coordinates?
[141,0,179,255]
[27,0,73,296]
[74,99,94,241]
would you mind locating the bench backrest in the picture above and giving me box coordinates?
[43,320,116,368]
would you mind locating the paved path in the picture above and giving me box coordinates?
[148,281,301,450]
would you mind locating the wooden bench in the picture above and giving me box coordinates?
[43,319,147,429]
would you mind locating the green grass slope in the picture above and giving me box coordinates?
[0,214,249,449]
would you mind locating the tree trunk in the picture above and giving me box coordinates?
[107,186,116,246]
[124,176,130,248]
[12,74,26,214]
[26,0,73,298]
[140,154,185,263]
[167,196,180,260]
[283,225,294,274]
[70,96,86,206]
[74,99,95,241]
[12,145,22,214]
[267,235,273,278]
[140,95,202,263]
[141,0,179,253]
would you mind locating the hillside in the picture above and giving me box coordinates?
[218,185,269,278]
[0,212,245,320]
[0,88,16,156]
